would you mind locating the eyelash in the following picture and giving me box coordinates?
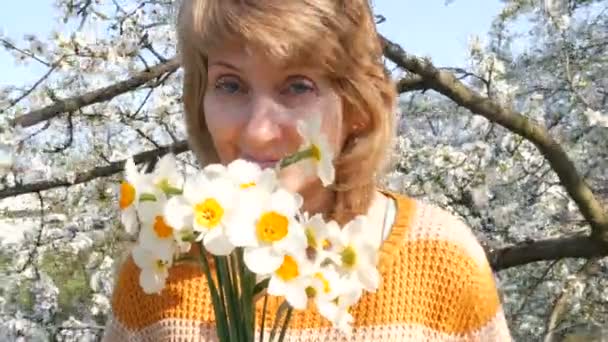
[215,78,243,94]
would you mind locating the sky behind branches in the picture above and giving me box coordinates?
[0,0,503,87]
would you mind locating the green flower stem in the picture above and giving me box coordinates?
[139,193,157,202]
[235,250,255,342]
[268,301,290,342]
[215,256,240,341]
[163,186,183,196]
[199,252,229,341]
[278,148,315,169]
[258,294,268,342]
[278,306,293,342]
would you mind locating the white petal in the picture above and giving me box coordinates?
[342,216,366,242]
[284,284,308,310]
[164,196,193,231]
[203,228,234,256]
[267,276,287,297]
[183,174,205,203]
[244,246,283,274]
[131,244,152,269]
[269,188,299,217]
[137,199,163,224]
[124,158,138,183]
[317,299,338,321]
[318,155,335,186]
[207,177,237,211]
[276,221,307,252]
[225,214,258,247]
[296,120,310,142]
[357,265,380,292]
[139,224,167,246]
[310,114,322,134]
[257,169,278,192]
[227,159,261,183]
[155,154,177,177]
[121,208,139,235]
[203,163,227,179]
[139,269,166,294]
[339,285,363,307]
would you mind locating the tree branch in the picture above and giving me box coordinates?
[489,235,607,271]
[380,34,608,242]
[12,57,179,128]
[0,140,189,199]
[395,75,427,93]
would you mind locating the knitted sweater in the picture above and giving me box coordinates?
[102,192,512,341]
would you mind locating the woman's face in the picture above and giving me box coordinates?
[203,44,344,194]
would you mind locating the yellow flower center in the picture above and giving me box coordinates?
[321,239,331,250]
[194,198,224,229]
[240,182,256,189]
[155,259,168,272]
[275,255,299,281]
[256,211,288,242]
[119,181,136,209]
[340,246,357,268]
[311,144,321,162]
[153,216,173,238]
[314,272,331,293]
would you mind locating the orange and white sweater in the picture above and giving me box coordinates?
[102,192,512,341]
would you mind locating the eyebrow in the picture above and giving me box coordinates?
[208,61,241,71]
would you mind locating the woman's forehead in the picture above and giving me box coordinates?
[205,41,322,71]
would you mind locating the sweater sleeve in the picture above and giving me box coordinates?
[458,248,513,341]
[441,211,512,341]
[403,200,513,341]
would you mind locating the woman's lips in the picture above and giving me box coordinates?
[255,160,278,169]
[240,155,279,169]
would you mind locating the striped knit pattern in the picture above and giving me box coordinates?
[102,192,512,341]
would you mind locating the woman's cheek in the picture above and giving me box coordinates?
[203,98,240,160]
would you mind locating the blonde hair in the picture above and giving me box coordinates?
[176,0,397,224]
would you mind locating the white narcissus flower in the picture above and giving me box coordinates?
[226,159,278,192]
[328,215,380,292]
[119,158,158,235]
[164,171,237,256]
[139,209,179,257]
[234,188,306,275]
[296,115,335,186]
[267,249,315,310]
[316,282,362,334]
[305,266,345,308]
[301,213,341,265]
[132,244,173,295]
[152,154,184,195]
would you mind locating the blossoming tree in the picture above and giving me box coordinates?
[0,0,606,341]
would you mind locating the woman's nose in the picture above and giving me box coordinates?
[241,94,283,147]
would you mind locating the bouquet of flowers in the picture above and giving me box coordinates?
[117,116,381,341]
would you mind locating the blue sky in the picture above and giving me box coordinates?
[0,0,503,87]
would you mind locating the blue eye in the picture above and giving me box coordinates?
[289,82,314,94]
[283,78,315,95]
[215,78,243,94]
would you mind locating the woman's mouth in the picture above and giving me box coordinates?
[240,155,279,169]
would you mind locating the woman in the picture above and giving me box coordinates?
[103,0,512,341]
